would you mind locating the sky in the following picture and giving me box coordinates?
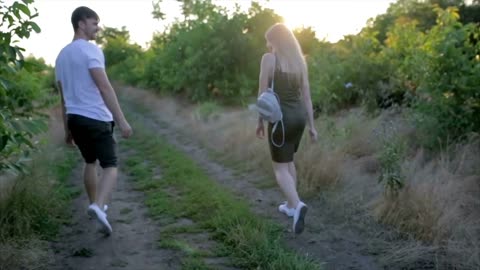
[8,0,397,65]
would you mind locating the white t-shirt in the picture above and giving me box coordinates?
[55,39,113,122]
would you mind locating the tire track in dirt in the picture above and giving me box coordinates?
[49,149,182,270]
[120,86,388,270]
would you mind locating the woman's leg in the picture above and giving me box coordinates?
[287,161,297,189]
[273,161,307,233]
[272,161,300,208]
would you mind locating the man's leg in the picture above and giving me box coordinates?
[87,166,116,235]
[95,120,117,209]
[95,167,117,209]
[83,120,116,235]
[84,162,98,204]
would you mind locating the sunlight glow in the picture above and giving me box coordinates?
[281,10,307,31]
[12,0,396,65]
[266,0,395,42]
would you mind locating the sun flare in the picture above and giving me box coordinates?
[16,0,396,65]
[281,13,306,31]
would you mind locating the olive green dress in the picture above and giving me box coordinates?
[267,63,307,163]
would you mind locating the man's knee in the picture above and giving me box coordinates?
[99,158,117,169]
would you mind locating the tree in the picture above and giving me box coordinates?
[427,0,465,7]
[95,26,131,45]
[365,0,438,44]
[142,1,284,103]
[459,1,480,24]
[1,0,46,173]
[293,26,319,56]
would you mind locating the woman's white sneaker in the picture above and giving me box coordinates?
[278,202,295,217]
[293,202,308,234]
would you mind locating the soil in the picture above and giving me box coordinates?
[48,157,183,270]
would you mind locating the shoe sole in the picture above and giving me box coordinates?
[87,208,112,236]
[294,205,308,234]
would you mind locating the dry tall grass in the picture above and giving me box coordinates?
[124,86,480,269]
[0,240,54,270]
[374,140,480,269]
[0,108,64,202]
[0,107,69,270]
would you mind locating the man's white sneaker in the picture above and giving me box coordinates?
[87,203,112,236]
[278,202,295,217]
[87,204,108,219]
[293,202,308,234]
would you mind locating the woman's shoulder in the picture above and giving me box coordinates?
[261,52,275,66]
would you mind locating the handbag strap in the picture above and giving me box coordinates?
[271,120,285,147]
[270,54,276,90]
[269,54,284,148]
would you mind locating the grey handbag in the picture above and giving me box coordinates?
[256,56,284,147]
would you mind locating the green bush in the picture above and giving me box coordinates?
[410,7,480,147]
[378,138,406,195]
[193,101,221,121]
[0,0,52,174]
[105,1,281,104]
[103,0,480,147]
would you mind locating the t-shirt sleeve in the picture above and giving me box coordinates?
[87,45,105,69]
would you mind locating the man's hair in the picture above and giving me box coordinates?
[71,6,99,31]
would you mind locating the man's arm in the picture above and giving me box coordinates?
[89,68,132,138]
[56,81,74,145]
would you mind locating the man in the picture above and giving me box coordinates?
[55,6,132,236]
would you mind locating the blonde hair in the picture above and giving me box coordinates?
[265,23,307,87]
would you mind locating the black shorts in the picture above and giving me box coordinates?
[67,114,117,168]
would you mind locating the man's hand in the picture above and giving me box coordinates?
[65,131,75,146]
[118,120,133,138]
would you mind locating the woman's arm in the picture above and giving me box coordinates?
[257,53,275,96]
[255,53,275,138]
[257,53,275,124]
[301,72,315,131]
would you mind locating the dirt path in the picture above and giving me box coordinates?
[48,112,239,270]
[49,149,182,270]
[119,86,394,270]
[49,84,406,270]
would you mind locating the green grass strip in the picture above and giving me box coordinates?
[123,121,321,270]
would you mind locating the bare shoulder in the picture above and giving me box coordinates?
[261,52,275,63]
[260,52,275,71]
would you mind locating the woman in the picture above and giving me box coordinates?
[256,23,318,234]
